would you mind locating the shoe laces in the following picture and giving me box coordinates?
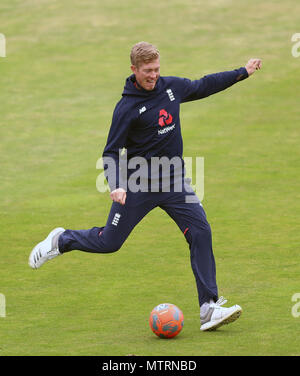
[210,296,228,309]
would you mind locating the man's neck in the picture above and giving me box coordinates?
[132,75,142,90]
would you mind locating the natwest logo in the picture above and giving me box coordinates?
[158,109,173,127]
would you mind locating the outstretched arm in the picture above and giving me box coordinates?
[178,58,262,103]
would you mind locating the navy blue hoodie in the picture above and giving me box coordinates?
[103,67,248,191]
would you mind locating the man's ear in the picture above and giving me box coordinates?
[131,65,137,74]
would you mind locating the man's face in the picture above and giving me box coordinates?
[131,58,160,91]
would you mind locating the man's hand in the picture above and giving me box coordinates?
[245,58,262,76]
[110,188,127,205]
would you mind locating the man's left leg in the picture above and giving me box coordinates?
[159,183,242,331]
[159,189,218,307]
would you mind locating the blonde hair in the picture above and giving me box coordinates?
[130,41,160,68]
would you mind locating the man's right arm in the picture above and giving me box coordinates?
[102,99,132,204]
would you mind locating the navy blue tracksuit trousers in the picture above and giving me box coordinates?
[58,183,218,307]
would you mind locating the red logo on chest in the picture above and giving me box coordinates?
[158,109,173,127]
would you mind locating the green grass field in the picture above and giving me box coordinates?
[1,0,300,356]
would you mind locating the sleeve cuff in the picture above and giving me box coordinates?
[236,67,249,81]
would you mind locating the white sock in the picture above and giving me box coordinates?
[200,299,214,316]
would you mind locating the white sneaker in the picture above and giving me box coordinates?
[200,296,242,331]
[29,227,65,269]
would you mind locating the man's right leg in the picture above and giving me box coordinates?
[29,193,156,268]
[59,198,154,254]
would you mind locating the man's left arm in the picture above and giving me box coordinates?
[179,58,262,103]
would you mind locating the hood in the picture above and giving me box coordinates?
[122,74,163,98]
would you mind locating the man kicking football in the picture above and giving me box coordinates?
[29,42,261,331]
